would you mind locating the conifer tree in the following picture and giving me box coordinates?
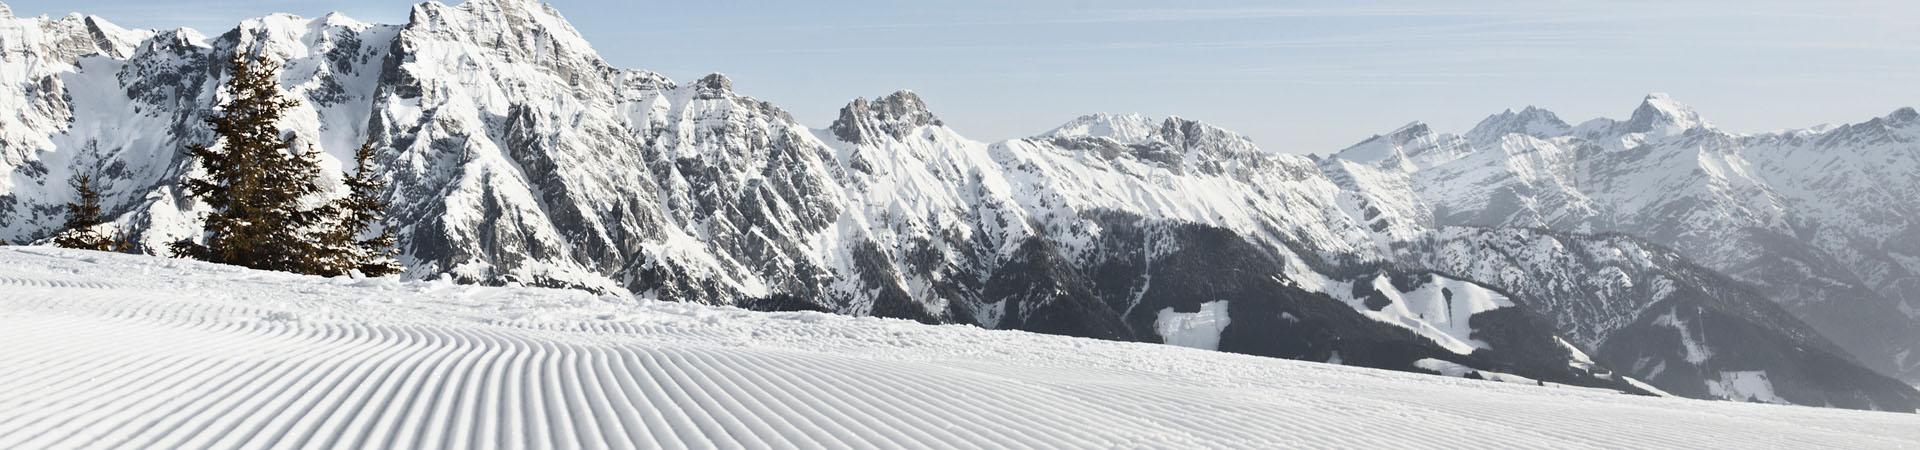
[316,142,402,277]
[54,172,115,251]
[171,52,332,274]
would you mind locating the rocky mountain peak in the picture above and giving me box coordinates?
[82,15,145,59]
[318,11,366,28]
[617,69,675,92]
[1891,107,1918,123]
[1468,106,1572,142]
[0,2,12,20]
[1036,114,1263,168]
[1385,121,1434,145]
[866,90,939,125]
[1157,116,1261,157]
[1330,122,1426,165]
[137,27,206,54]
[830,90,944,144]
[395,0,615,101]
[228,13,320,48]
[1,10,145,65]
[1042,113,1161,144]
[454,0,550,16]
[409,0,596,56]
[1623,92,1712,136]
[1327,120,1480,173]
[696,73,731,92]
[1814,106,1920,146]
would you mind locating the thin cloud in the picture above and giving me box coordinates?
[622,4,1538,34]
[1085,5,1529,23]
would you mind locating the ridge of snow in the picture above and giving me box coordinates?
[1042,113,1160,144]
[1416,358,1542,386]
[1331,121,1478,172]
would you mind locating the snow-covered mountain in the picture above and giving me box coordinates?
[0,0,1914,410]
[1400,228,1919,409]
[1327,94,1920,386]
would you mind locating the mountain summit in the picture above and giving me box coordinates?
[1043,113,1162,143]
[1621,92,1714,136]
[831,90,943,143]
[1467,106,1572,143]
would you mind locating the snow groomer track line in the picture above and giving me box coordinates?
[2,248,1918,449]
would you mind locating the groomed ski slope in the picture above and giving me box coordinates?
[0,248,1915,450]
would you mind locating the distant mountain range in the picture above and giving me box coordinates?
[1323,93,1920,388]
[1,0,1914,411]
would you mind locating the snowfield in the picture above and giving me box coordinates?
[1,248,1916,449]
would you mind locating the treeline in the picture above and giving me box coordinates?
[47,53,399,278]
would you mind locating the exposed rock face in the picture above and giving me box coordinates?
[1,1,1915,410]
[831,90,942,144]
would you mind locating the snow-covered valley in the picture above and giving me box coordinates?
[3,247,1917,449]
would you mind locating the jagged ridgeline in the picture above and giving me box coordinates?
[1325,95,1920,394]
[0,0,1915,411]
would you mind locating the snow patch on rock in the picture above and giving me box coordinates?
[1155,300,1231,351]
[1708,371,1787,405]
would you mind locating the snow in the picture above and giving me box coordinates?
[1154,300,1231,350]
[1624,377,1677,398]
[0,0,1914,407]
[1708,371,1788,405]
[1415,358,1540,386]
[1559,337,1599,372]
[3,248,1918,448]
[1326,93,1920,384]
[1467,106,1573,143]
[1278,254,1534,358]
[1637,92,1713,134]
[1,0,1405,351]
[1330,275,1514,355]
[1653,310,1713,365]
[1041,113,1161,144]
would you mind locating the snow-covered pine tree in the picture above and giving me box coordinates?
[170,53,333,274]
[316,142,402,277]
[53,172,114,251]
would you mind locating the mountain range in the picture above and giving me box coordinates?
[1,0,1915,411]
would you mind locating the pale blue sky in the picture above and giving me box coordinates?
[11,0,1920,154]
